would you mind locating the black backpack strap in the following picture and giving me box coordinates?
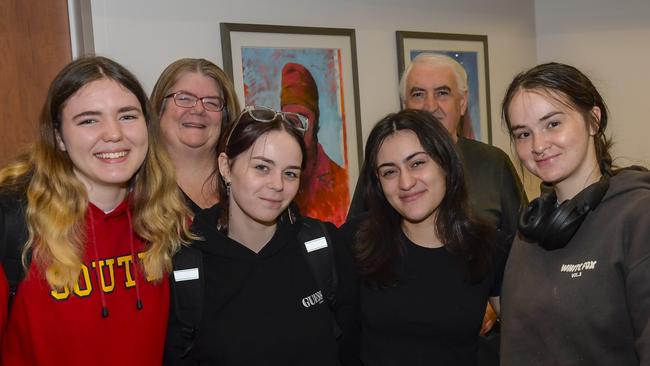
[297,217,342,338]
[169,245,204,359]
[0,195,28,310]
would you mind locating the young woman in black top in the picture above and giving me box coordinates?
[165,106,359,365]
[341,109,504,366]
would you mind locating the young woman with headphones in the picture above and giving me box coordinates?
[500,62,650,365]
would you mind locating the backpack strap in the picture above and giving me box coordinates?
[170,245,204,359]
[297,217,342,338]
[0,195,28,309]
[168,215,342,358]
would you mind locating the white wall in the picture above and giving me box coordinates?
[90,0,536,175]
[535,0,650,169]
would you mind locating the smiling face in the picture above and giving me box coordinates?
[507,89,600,200]
[376,130,446,226]
[404,63,468,140]
[159,71,223,153]
[57,78,148,204]
[219,129,303,227]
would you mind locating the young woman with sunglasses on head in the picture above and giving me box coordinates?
[164,106,360,365]
[500,63,650,365]
[0,56,193,365]
[340,109,504,366]
[150,58,240,213]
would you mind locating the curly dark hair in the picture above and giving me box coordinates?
[354,109,495,288]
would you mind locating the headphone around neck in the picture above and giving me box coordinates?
[518,175,610,250]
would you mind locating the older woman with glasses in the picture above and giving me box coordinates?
[150,58,240,213]
[164,106,360,365]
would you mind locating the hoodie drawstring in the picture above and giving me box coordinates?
[126,209,144,311]
[88,208,109,318]
[88,205,144,318]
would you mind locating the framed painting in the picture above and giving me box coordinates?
[396,31,492,144]
[221,23,362,226]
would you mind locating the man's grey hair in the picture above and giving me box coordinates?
[399,53,469,103]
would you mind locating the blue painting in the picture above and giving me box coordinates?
[240,47,351,226]
[241,47,346,166]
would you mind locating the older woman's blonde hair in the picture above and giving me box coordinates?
[0,56,193,290]
[150,58,241,143]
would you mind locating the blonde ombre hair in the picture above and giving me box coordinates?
[0,56,193,290]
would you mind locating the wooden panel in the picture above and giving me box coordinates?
[0,0,72,166]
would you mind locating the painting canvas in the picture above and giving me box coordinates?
[397,31,492,144]
[241,48,346,166]
[221,23,362,226]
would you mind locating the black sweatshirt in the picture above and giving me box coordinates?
[165,205,360,365]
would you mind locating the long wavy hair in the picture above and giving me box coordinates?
[501,62,614,176]
[354,109,494,288]
[0,56,193,289]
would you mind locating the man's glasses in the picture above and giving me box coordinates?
[224,105,309,148]
[164,91,225,112]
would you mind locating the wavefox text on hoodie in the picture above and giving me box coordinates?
[500,62,650,366]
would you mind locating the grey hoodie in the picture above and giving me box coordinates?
[501,169,650,366]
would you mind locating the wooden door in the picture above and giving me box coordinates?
[0,0,72,166]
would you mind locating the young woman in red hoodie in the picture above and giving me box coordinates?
[0,56,193,365]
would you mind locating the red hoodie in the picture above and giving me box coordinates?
[0,199,169,366]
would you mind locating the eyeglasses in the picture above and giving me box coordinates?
[164,91,225,112]
[224,105,309,148]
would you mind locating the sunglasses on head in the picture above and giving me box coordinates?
[224,105,309,147]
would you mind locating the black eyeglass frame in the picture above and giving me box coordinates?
[164,91,226,112]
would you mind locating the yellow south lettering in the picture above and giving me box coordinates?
[92,259,116,293]
[50,286,70,300]
[117,255,136,288]
[74,263,92,296]
[137,252,154,282]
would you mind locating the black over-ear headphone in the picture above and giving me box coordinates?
[518,175,610,250]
